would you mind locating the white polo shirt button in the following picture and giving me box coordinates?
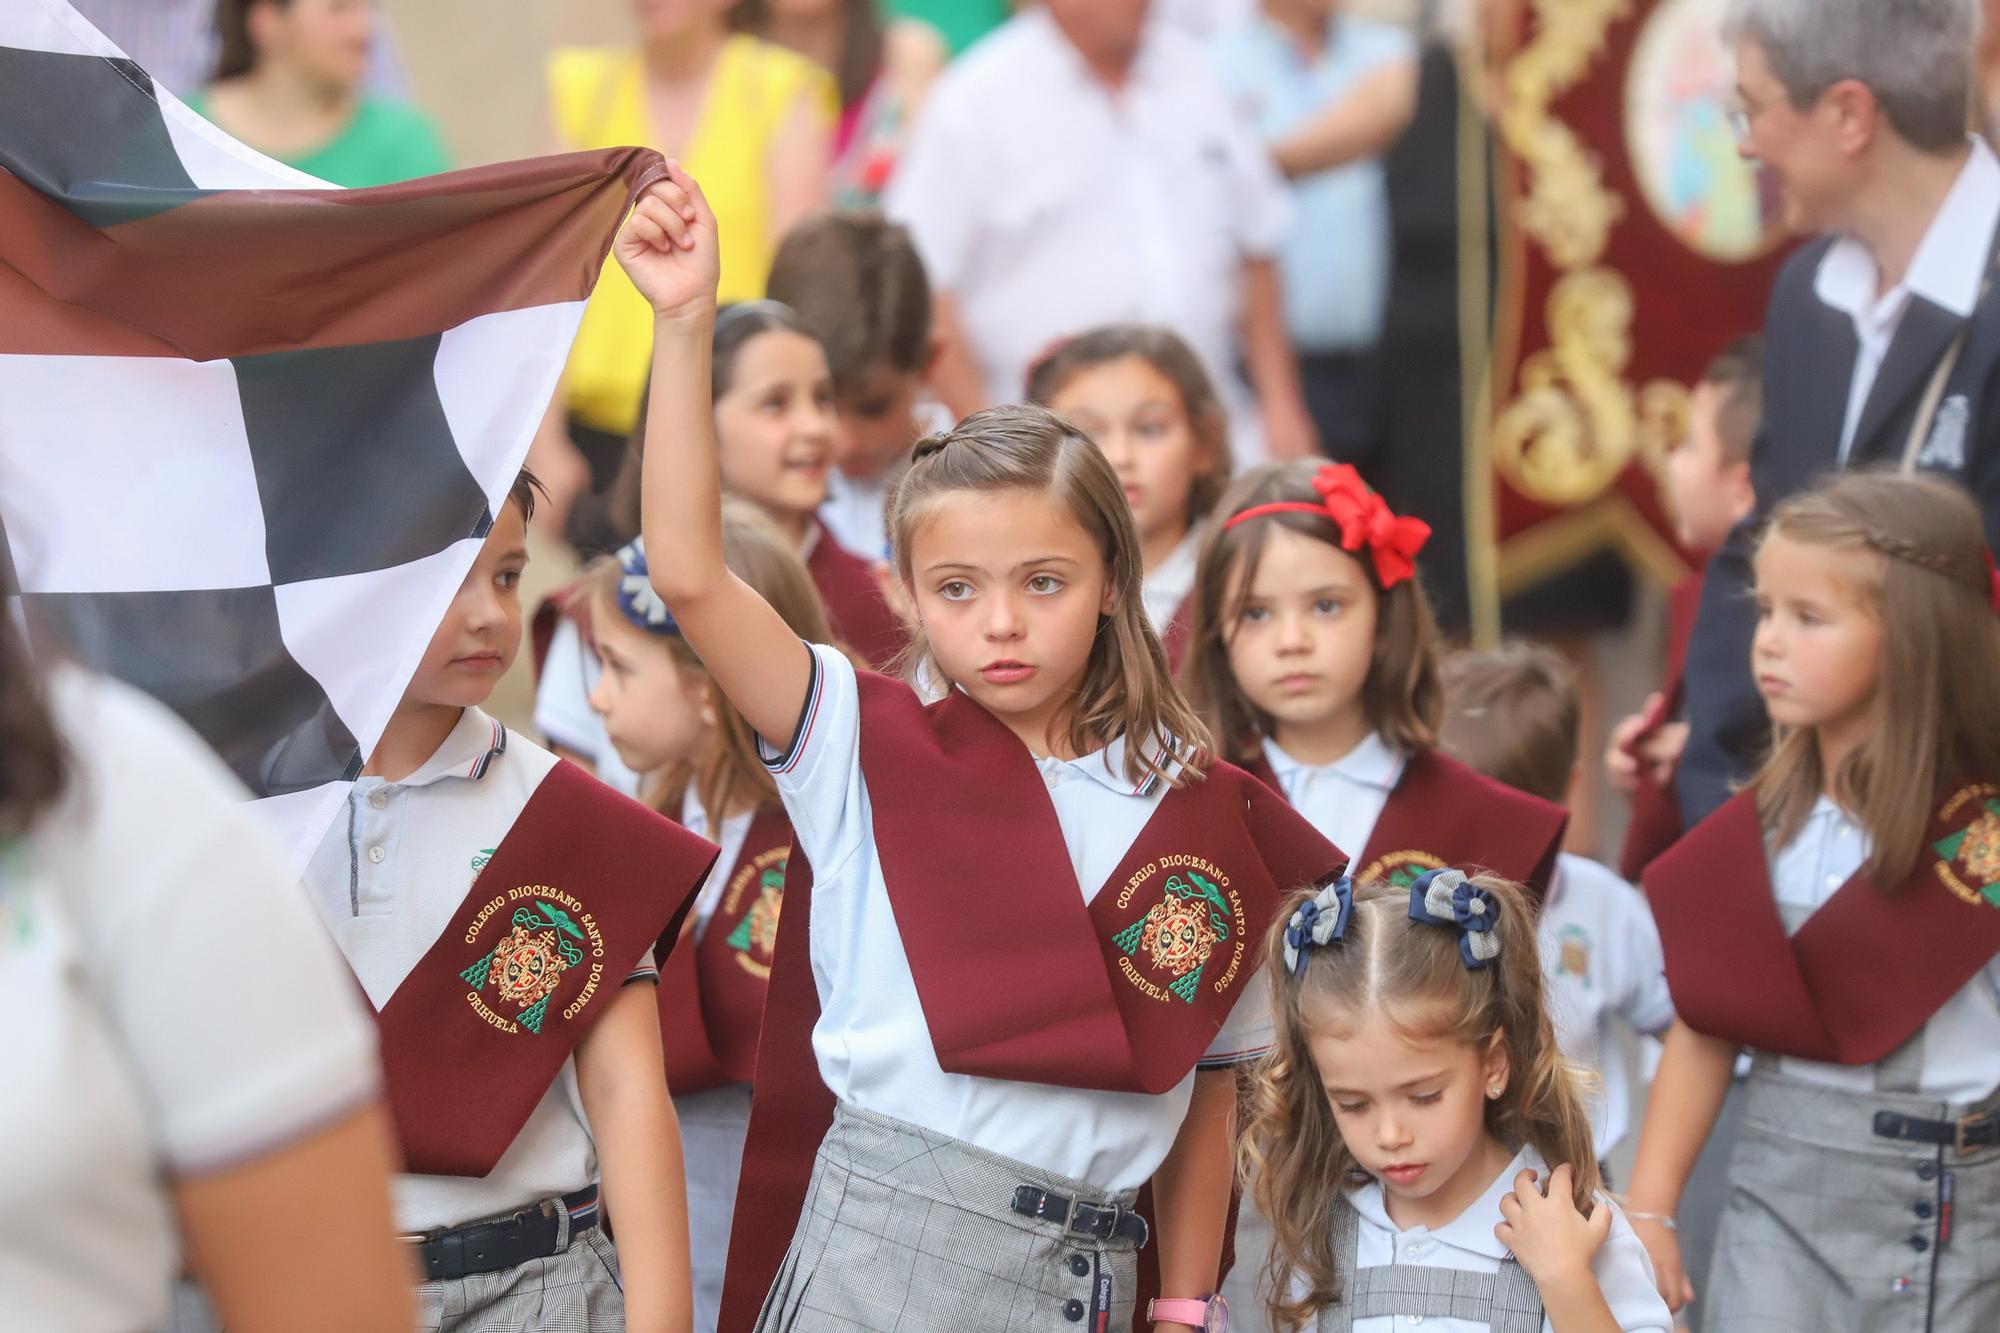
[367,845,386,865]
[369,790,389,810]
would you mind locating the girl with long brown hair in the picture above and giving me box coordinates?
[618,164,1344,1332]
[581,501,831,1333]
[1028,324,1236,669]
[1242,873,1672,1331]
[1630,472,2000,1332]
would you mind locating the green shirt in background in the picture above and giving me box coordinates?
[184,93,451,188]
[883,0,1010,57]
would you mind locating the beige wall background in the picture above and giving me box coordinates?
[381,0,631,168]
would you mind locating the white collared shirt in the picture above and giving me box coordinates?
[1816,138,2000,464]
[679,788,754,941]
[886,9,1293,462]
[1766,797,2000,1104]
[1,671,379,1332]
[1538,855,1675,1158]
[301,708,656,1231]
[1340,1145,1673,1332]
[819,467,897,563]
[765,644,1271,1190]
[532,617,643,797]
[1142,526,1206,635]
[1260,731,1407,860]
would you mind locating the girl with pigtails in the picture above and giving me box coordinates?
[1242,872,1672,1331]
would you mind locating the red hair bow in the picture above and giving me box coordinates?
[1224,463,1432,589]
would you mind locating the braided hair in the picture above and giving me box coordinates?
[1750,470,2000,881]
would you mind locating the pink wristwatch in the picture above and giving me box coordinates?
[1147,1294,1228,1331]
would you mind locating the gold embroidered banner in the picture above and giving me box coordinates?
[1478,0,1795,610]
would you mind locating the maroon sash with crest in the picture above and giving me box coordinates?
[658,803,795,1092]
[373,760,718,1177]
[716,673,1344,1332]
[1242,746,1568,901]
[805,522,907,672]
[1646,784,2000,1062]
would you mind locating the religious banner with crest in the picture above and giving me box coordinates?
[1476,0,1796,613]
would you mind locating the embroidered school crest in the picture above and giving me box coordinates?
[1933,784,2000,908]
[459,888,608,1035]
[1358,849,1447,889]
[1110,857,1247,1004]
[1557,925,1592,983]
[720,847,789,977]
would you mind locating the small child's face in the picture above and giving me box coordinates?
[1049,357,1213,550]
[904,488,1113,729]
[1666,383,1754,553]
[1750,533,1884,740]
[714,328,837,521]
[836,363,928,481]
[1224,529,1378,741]
[586,611,712,773]
[1310,1013,1506,1206]
[403,500,527,711]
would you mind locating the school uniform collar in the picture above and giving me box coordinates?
[1816,137,2000,322]
[1345,1144,1543,1259]
[393,707,508,788]
[1261,730,1405,791]
[1038,730,1183,798]
[1148,525,1204,610]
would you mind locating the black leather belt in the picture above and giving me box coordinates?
[405,1185,600,1281]
[1873,1109,2000,1155]
[1011,1185,1150,1247]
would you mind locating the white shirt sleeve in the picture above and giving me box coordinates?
[760,643,869,884]
[1199,974,1273,1068]
[1571,1203,1676,1333]
[56,676,380,1175]
[1607,877,1676,1037]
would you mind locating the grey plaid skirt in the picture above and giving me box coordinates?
[753,1102,1143,1332]
[1704,1071,2000,1332]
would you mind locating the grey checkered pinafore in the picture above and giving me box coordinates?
[1313,1198,1544,1331]
[1702,901,2000,1332]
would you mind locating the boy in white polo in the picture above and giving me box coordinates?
[303,471,715,1332]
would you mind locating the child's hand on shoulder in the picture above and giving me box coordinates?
[615,159,720,325]
[1494,1163,1611,1294]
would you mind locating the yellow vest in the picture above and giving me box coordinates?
[548,37,838,435]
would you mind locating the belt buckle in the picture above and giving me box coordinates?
[1062,1194,1087,1236]
[1955,1111,1984,1156]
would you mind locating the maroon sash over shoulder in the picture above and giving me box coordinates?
[717,673,1344,1332]
[806,522,907,672]
[1647,785,2000,1062]
[375,761,718,1177]
[1243,746,1567,901]
[1618,573,1705,881]
[658,804,795,1092]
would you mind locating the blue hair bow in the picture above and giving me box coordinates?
[1407,868,1501,971]
[1283,877,1354,979]
[613,537,681,637]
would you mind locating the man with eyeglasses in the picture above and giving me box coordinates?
[1676,0,2000,828]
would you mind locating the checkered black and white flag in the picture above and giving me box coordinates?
[0,0,664,867]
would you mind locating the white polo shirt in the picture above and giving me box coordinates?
[1818,137,2000,465]
[1538,854,1675,1158]
[767,644,1271,1190]
[886,8,1292,461]
[1260,731,1406,860]
[1,670,378,1332]
[679,788,754,941]
[533,617,644,798]
[1142,526,1206,636]
[1341,1145,1672,1332]
[301,708,657,1232]
[1766,797,2000,1104]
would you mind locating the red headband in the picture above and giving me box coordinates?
[1223,463,1433,589]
